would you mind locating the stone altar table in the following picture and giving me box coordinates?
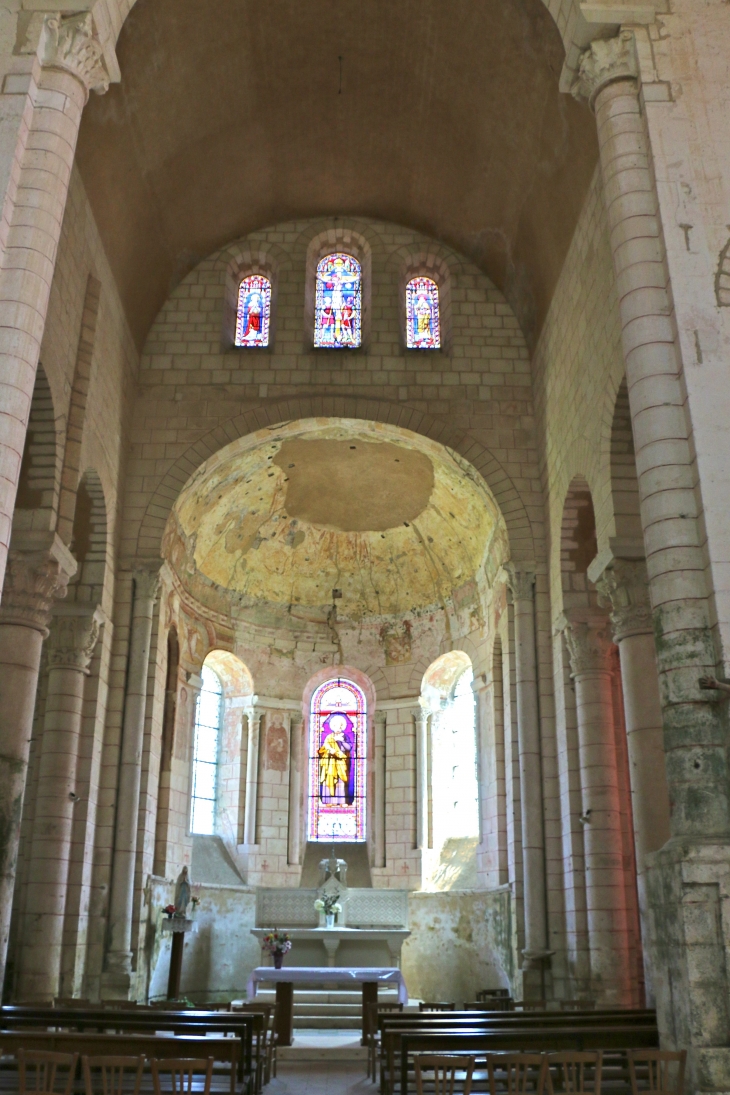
[250,926,410,968]
[246,966,409,1046]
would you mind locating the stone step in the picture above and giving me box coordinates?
[292,1015,362,1029]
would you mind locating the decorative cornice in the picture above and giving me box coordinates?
[571,30,639,110]
[504,563,536,603]
[39,12,111,99]
[594,559,653,643]
[47,606,103,673]
[0,543,75,633]
[560,613,614,676]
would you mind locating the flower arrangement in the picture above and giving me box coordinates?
[261,930,292,956]
[163,904,176,919]
[190,895,200,911]
[314,893,342,917]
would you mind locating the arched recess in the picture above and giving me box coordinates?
[67,470,108,602]
[560,475,600,616]
[13,363,63,535]
[609,380,642,545]
[134,396,536,563]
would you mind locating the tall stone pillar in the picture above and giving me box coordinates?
[506,565,550,976]
[287,717,303,866]
[593,557,670,1002]
[0,16,114,597]
[243,703,262,846]
[572,34,730,1075]
[374,711,386,869]
[103,569,160,999]
[414,703,430,851]
[17,604,102,1002]
[562,613,632,1004]
[0,534,74,992]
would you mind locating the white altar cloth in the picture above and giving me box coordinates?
[246,966,409,1004]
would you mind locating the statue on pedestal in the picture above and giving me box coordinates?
[174,865,191,918]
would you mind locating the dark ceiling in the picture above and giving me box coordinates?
[76,0,598,350]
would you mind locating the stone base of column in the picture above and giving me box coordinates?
[100,952,137,1001]
[645,839,730,1092]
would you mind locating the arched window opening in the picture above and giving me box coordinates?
[190,665,223,835]
[431,667,479,850]
[235,274,272,347]
[406,276,440,349]
[314,253,362,348]
[308,677,367,842]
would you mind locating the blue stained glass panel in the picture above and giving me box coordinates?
[235,274,272,347]
[314,253,362,348]
[406,276,440,349]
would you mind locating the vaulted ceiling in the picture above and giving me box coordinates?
[76,0,599,349]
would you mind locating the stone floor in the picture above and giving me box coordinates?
[269,1061,371,1094]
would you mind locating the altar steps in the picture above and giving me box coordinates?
[254,987,400,1029]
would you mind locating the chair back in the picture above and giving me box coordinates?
[477,989,511,1001]
[488,1053,547,1095]
[514,1001,547,1011]
[82,1055,144,1095]
[420,1002,456,1011]
[415,1054,476,1095]
[559,1001,595,1012]
[465,998,513,1012]
[151,1058,214,1095]
[628,1050,686,1095]
[54,998,92,1008]
[544,1052,603,1095]
[17,1049,79,1095]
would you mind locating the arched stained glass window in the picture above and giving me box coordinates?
[406,276,440,349]
[308,677,367,842]
[314,253,362,348]
[190,665,222,835]
[235,274,272,347]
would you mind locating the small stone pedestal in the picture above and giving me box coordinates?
[161,918,195,1001]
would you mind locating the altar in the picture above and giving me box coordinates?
[246,966,409,1046]
[250,926,410,968]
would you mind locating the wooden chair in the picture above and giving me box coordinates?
[17,1049,79,1095]
[367,1001,404,1080]
[487,1053,547,1095]
[150,1057,215,1095]
[628,1050,686,1095]
[543,1052,603,1095]
[230,1001,275,1087]
[415,1054,476,1095]
[82,1055,145,1095]
[420,1002,456,1012]
[559,1001,595,1012]
[476,990,511,1001]
[464,998,514,1012]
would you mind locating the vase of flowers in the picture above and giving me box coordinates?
[314,892,342,928]
[262,929,292,970]
[163,904,176,920]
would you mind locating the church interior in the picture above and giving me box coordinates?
[0,0,728,1091]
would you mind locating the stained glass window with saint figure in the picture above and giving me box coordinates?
[190,665,222,835]
[235,274,272,347]
[314,253,362,348]
[406,276,440,349]
[308,677,367,841]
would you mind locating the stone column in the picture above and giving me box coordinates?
[0,533,74,991]
[506,565,549,971]
[287,717,303,866]
[374,711,386,869]
[243,702,262,846]
[0,16,113,597]
[103,569,160,999]
[17,604,102,1002]
[414,703,430,851]
[562,612,632,1004]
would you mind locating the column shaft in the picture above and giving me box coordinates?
[243,708,261,846]
[374,712,386,869]
[415,707,429,850]
[104,571,159,996]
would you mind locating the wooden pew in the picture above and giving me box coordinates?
[0,1030,240,1095]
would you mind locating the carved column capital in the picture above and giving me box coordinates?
[133,567,162,605]
[504,563,536,603]
[47,606,103,674]
[0,538,76,634]
[245,698,263,731]
[561,613,614,677]
[571,30,638,110]
[595,559,653,643]
[39,12,111,99]
[374,710,387,727]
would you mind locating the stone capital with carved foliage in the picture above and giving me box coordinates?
[504,563,536,603]
[561,612,614,677]
[594,559,653,643]
[39,12,111,99]
[133,566,162,605]
[47,605,103,674]
[571,30,638,110]
[0,537,76,634]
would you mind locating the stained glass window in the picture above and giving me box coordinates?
[314,253,362,348]
[406,276,440,349]
[235,274,272,347]
[308,677,367,842]
[190,665,222,835]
